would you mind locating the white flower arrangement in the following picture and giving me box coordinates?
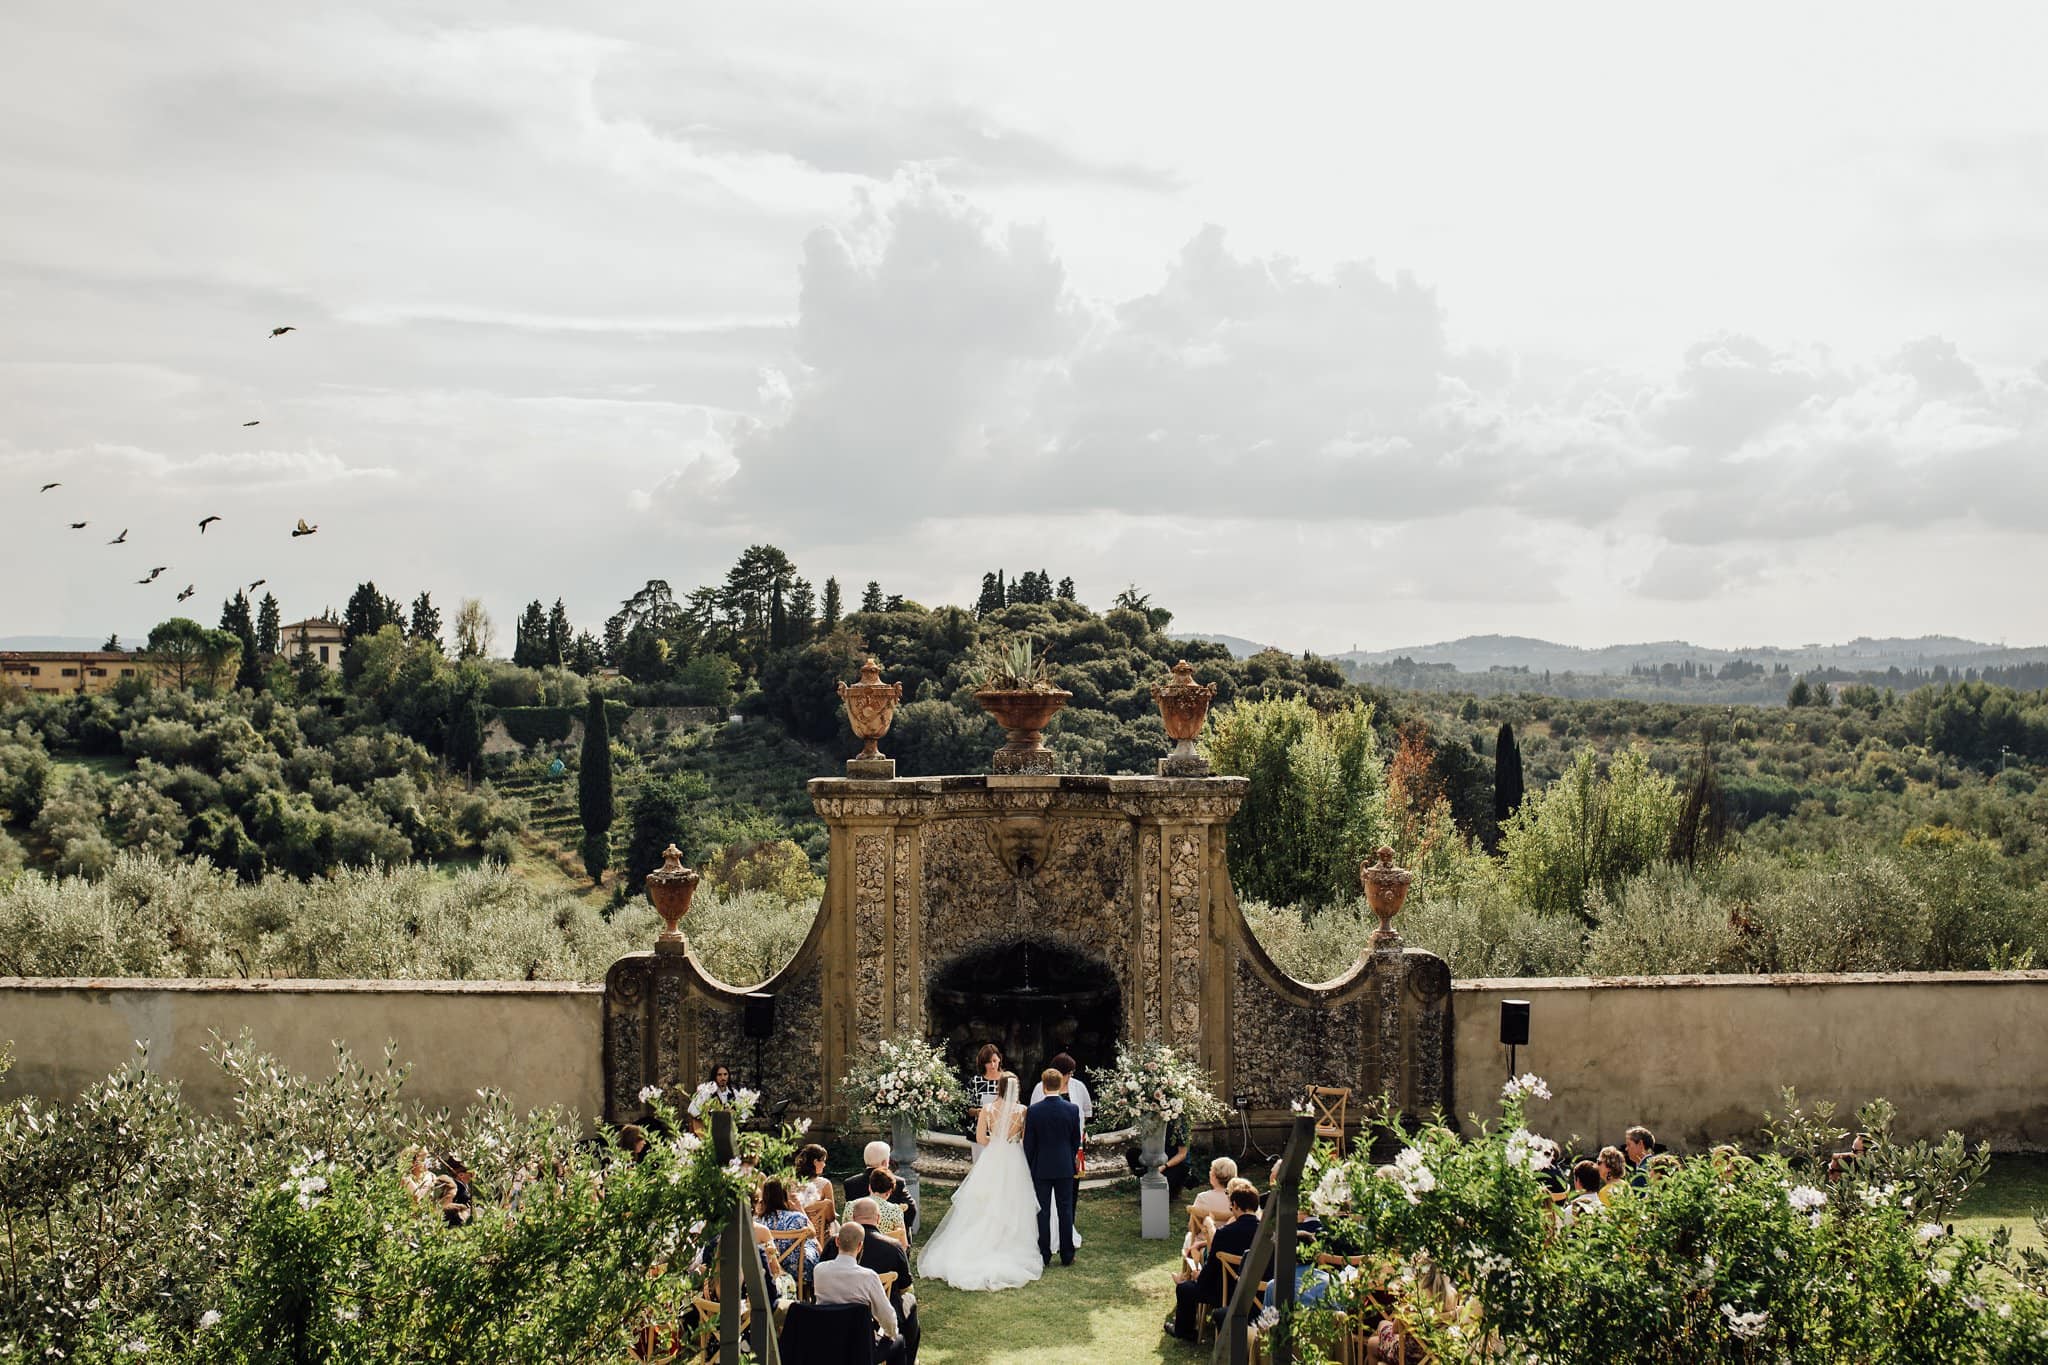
[840,1037,969,1129]
[1501,1073,1552,1102]
[1089,1042,1227,1129]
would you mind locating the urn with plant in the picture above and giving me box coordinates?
[967,636,1072,774]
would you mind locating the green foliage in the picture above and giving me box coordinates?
[147,616,243,692]
[1207,696,1392,907]
[0,1042,787,1362]
[622,771,711,904]
[1502,747,1684,921]
[966,635,1056,691]
[492,706,575,747]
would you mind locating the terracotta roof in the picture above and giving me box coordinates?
[0,650,137,662]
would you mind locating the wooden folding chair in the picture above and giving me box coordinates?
[1207,1251,1242,1344]
[768,1228,814,1302]
[877,1270,898,1296]
[1308,1086,1350,1141]
[804,1195,836,1244]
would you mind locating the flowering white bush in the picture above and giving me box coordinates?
[1500,1072,1551,1102]
[1088,1041,1227,1129]
[839,1037,968,1129]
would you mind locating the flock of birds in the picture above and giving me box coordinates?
[34,326,319,616]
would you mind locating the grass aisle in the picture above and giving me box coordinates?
[913,1183,1201,1365]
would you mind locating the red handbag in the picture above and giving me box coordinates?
[1075,1149,1088,1177]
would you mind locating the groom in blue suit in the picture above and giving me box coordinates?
[1023,1067,1083,1265]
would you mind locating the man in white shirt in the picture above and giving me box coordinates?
[811,1222,902,1361]
[1030,1053,1093,1127]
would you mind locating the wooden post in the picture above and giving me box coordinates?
[711,1111,780,1364]
[1213,1113,1314,1365]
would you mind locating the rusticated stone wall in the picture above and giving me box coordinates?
[600,772,1452,1137]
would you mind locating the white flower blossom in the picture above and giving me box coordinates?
[638,1086,662,1104]
[1389,1147,1436,1203]
[1719,1304,1768,1340]
[1501,1073,1552,1102]
[1786,1185,1826,1212]
[1929,1267,1952,1287]
[197,1312,220,1331]
[1502,1128,1554,1175]
[1254,1307,1280,1332]
[1917,1223,1945,1244]
[1309,1163,1351,1217]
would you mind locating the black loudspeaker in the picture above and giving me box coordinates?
[743,993,775,1040]
[1500,999,1531,1047]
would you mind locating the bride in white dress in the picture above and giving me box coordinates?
[917,1074,1046,1291]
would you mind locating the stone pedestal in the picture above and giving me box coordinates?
[1157,751,1212,778]
[845,758,897,780]
[1139,1118,1171,1239]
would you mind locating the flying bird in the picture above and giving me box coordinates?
[291,519,317,538]
[143,566,167,582]
[134,576,155,586]
[107,529,128,545]
[39,482,59,493]
[269,326,296,338]
[176,585,195,602]
[247,578,267,591]
[242,420,260,427]
[70,521,87,530]
[198,515,221,533]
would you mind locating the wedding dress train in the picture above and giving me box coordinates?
[917,1085,1046,1292]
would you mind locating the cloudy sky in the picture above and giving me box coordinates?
[5,2,2046,653]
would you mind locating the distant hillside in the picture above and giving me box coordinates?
[0,635,118,652]
[1170,632,1289,660]
[1336,634,2048,677]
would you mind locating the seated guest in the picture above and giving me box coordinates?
[1185,1156,1239,1255]
[1624,1126,1657,1185]
[754,1178,819,1280]
[1559,1160,1605,1226]
[1166,1185,1262,1340]
[846,1141,918,1233]
[401,1146,433,1201]
[431,1174,467,1228]
[1827,1132,1870,1181]
[1262,1201,1330,1310]
[441,1154,475,1225]
[618,1125,651,1165]
[867,1169,911,1248]
[820,1198,919,1365]
[1596,1147,1630,1206]
[1644,1152,1682,1182]
[794,1142,836,1229]
[812,1222,903,1363]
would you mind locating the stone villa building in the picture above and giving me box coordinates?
[280,617,346,672]
[0,649,157,696]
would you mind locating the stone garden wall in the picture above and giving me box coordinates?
[9,971,2048,1149]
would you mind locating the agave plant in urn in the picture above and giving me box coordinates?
[1360,846,1413,948]
[968,636,1071,775]
[837,657,903,779]
[1150,659,1216,776]
[645,844,700,950]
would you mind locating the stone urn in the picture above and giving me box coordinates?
[644,844,700,947]
[888,1112,922,1212]
[1360,845,1413,946]
[972,688,1072,774]
[1149,660,1216,777]
[837,657,903,778]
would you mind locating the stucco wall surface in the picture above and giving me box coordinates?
[0,978,604,1122]
[1452,973,2048,1153]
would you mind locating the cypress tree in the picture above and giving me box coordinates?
[578,692,614,883]
[446,675,485,779]
[820,578,843,631]
[546,599,572,666]
[1493,722,1526,828]
[860,581,884,613]
[256,593,282,658]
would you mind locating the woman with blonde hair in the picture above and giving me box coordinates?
[1184,1155,1238,1255]
[1596,1147,1629,1205]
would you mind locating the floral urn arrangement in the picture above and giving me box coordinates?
[1360,845,1413,946]
[1149,659,1216,776]
[968,636,1071,775]
[837,657,903,778]
[644,843,700,948]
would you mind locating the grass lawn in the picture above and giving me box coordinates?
[1957,1154,2048,1254]
[913,1182,1200,1365]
